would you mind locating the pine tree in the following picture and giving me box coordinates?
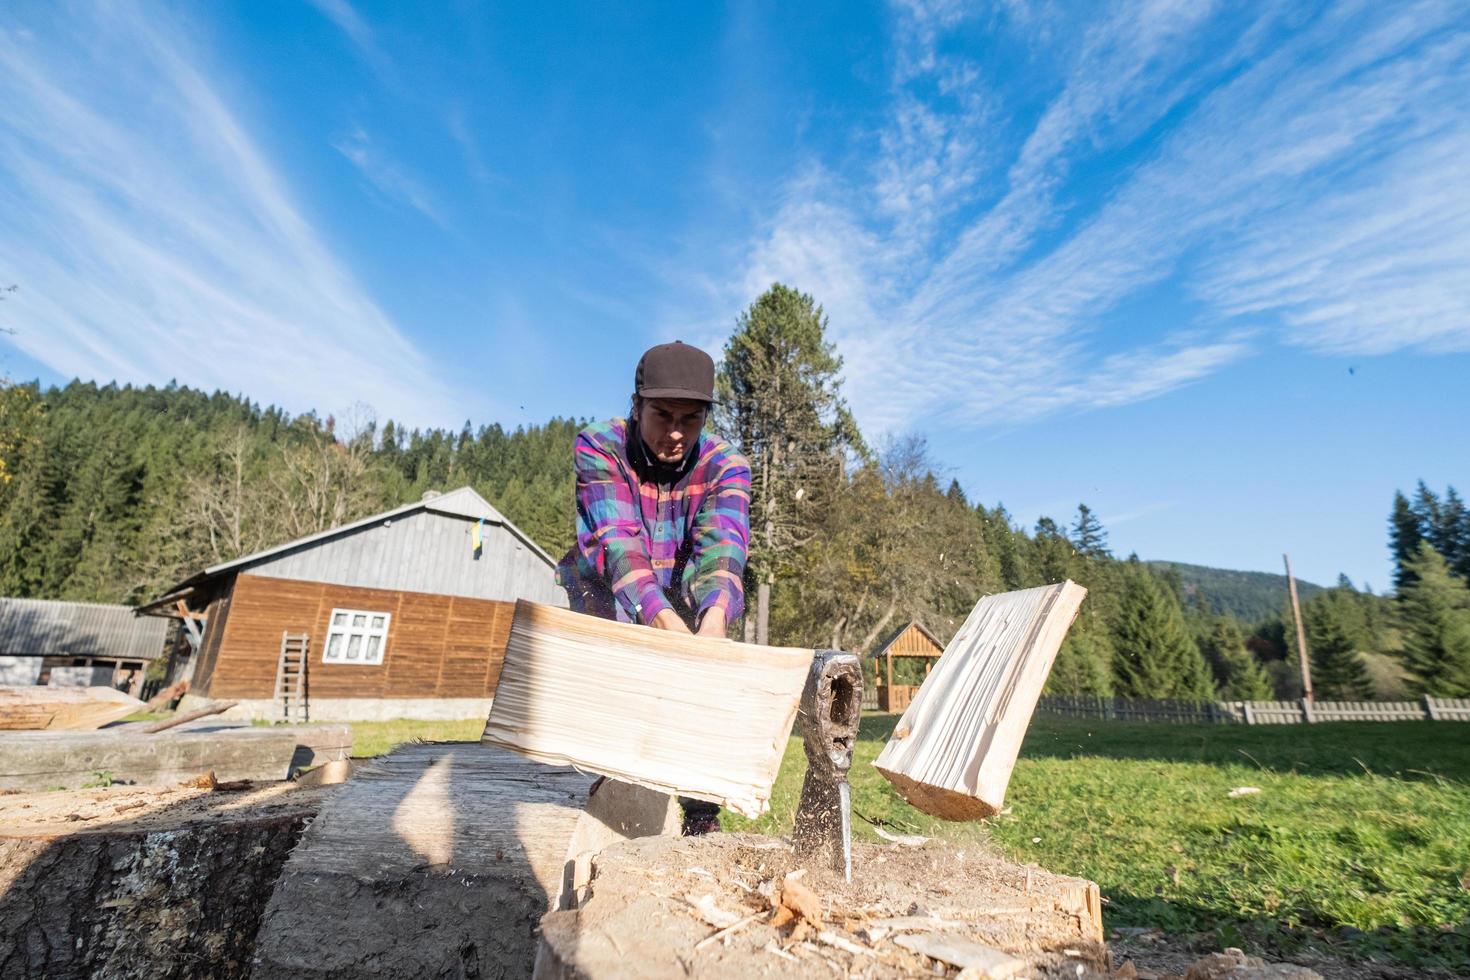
[1390,491,1424,591]
[1046,625,1115,697]
[1070,503,1110,558]
[1198,614,1274,700]
[1112,563,1218,700]
[1032,516,1074,584]
[715,283,862,644]
[1439,486,1469,578]
[1305,596,1375,699]
[1398,543,1470,696]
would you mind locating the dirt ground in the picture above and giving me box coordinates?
[1108,932,1468,980]
[539,832,1111,978]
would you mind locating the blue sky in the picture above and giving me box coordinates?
[1,1,1466,590]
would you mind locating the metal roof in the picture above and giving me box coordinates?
[0,597,169,660]
[147,486,558,605]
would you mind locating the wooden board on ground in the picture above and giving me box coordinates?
[0,724,352,790]
[483,600,813,818]
[0,684,146,731]
[875,581,1087,820]
[534,833,1105,979]
[252,742,678,979]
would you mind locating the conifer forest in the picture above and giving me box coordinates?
[0,285,1466,700]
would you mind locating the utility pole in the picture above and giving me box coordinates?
[1283,553,1313,702]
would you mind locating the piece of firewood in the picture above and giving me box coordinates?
[0,685,147,731]
[483,601,813,818]
[874,582,1086,820]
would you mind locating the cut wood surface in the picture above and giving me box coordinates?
[483,600,814,818]
[253,742,676,979]
[875,582,1087,820]
[0,684,146,731]
[0,724,350,790]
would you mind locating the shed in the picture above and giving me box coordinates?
[138,487,567,721]
[873,621,945,713]
[0,597,169,695]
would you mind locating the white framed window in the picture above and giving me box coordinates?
[323,608,391,665]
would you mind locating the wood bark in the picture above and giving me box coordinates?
[0,783,322,979]
[483,600,812,817]
[875,582,1087,820]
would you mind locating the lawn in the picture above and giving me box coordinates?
[349,713,1470,970]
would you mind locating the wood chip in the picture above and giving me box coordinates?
[873,825,931,847]
[816,930,873,957]
[893,934,1027,979]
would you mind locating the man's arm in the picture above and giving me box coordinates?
[687,452,751,636]
[572,430,678,627]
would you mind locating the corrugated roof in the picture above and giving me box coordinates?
[155,486,556,599]
[0,597,169,660]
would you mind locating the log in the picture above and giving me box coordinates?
[0,724,351,790]
[135,699,239,733]
[0,684,146,731]
[251,742,679,979]
[483,600,813,818]
[144,678,189,710]
[0,779,329,979]
[874,582,1087,820]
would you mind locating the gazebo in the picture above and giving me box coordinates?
[872,621,944,712]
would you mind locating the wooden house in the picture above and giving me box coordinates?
[873,621,944,713]
[138,487,567,721]
[0,597,169,694]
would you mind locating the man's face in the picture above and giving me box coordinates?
[636,397,708,463]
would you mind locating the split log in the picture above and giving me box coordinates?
[875,581,1087,820]
[251,742,679,979]
[143,678,189,710]
[483,600,813,817]
[0,780,328,979]
[0,724,351,790]
[0,684,146,731]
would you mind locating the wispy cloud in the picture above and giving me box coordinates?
[333,126,448,226]
[0,8,459,426]
[727,1,1470,434]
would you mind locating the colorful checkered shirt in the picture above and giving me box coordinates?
[556,418,751,626]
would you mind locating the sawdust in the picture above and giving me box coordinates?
[538,832,1111,978]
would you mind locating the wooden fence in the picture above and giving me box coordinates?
[1035,694,1470,724]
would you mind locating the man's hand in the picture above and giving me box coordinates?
[651,608,691,633]
[697,607,727,638]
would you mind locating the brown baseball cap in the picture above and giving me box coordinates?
[635,341,715,403]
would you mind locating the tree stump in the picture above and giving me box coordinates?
[251,742,678,979]
[536,833,1107,979]
[0,780,328,979]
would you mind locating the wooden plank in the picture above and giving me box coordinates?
[0,685,146,731]
[483,601,813,818]
[875,582,1087,820]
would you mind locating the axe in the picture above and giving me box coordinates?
[791,649,862,882]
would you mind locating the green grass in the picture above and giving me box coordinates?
[346,713,1470,969]
[347,718,486,758]
[727,714,1470,970]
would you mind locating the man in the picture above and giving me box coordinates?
[556,341,751,832]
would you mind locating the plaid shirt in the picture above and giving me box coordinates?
[556,418,750,626]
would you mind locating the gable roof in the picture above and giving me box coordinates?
[872,620,945,659]
[145,486,555,609]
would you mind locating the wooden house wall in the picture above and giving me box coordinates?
[241,510,566,607]
[205,573,515,700]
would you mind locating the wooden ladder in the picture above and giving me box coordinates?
[274,632,310,724]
